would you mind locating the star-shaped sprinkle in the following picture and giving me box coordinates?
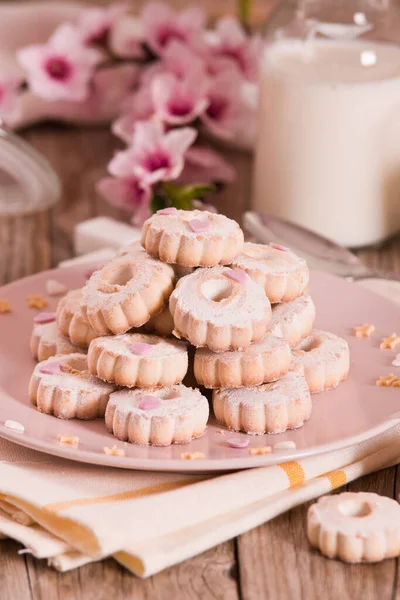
[104,445,125,456]
[181,452,205,460]
[376,374,400,387]
[0,298,11,313]
[27,295,48,309]
[380,333,400,350]
[57,435,79,445]
[353,323,375,338]
[248,446,272,456]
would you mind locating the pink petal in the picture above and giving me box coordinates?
[139,395,162,410]
[157,207,178,215]
[164,126,197,157]
[34,312,56,324]
[97,177,151,213]
[162,40,205,80]
[129,342,152,355]
[227,437,249,449]
[224,269,249,284]
[39,362,62,375]
[189,219,210,233]
[269,242,290,252]
[217,17,246,46]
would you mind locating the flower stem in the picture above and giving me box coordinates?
[237,0,252,29]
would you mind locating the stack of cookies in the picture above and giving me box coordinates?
[29,208,350,446]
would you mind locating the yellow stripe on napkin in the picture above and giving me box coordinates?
[279,461,305,487]
[43,480,195,514]
[324,469,347,490]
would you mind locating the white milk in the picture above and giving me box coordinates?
[252,39,400,247]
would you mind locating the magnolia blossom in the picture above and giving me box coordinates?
[112,85,154,143]
[208,17,260,81]
[179,146,236,185]
[110,15,146,59]
[201,70,247,139]
[141,2,205,55]
[203,17,260,81]
[0,77,21,124]
[161,40,206,80]
[109,120,197,186]
[17,24,102,102]
[97,176,151,226]
[77,3,127,44]
[152,72,208,126]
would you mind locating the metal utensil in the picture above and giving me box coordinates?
[243,211,400,281]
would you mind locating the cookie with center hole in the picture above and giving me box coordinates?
[212,364,311,434]
[141,208,244,267]
[81,248,175,335]
[29,354,117,420]
[194,334,291,389]
[105,384,209,446]
[88,333,188,388]
[169,266,271,352]
[308,492,400,563]
[30,320,81,362]
[267,293,316,348]
[231,241,309,303]
[293,329,350,393]
[56,289,98,348]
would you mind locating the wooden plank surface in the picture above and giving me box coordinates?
[0,0,400,598]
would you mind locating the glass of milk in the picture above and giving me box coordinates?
[252,0,400,247]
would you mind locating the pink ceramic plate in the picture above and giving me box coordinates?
[0,265,399,472]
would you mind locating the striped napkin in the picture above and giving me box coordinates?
[0,277,399,577]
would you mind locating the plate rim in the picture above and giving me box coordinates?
[0,415,398,472]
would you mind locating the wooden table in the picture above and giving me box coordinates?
[1,1,400,598]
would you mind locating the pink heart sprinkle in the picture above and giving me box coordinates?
[224,269,249,284]
[139,395,162,410]
[189,219,210,233]
[129,342,152,356]
[269,242,290,252]
[157,207,178,215]
[39,362,62,375]
[34,312,56,324]
[227,438,249,449]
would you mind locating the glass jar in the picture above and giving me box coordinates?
[0,127,60,216]
[252,0,400,247]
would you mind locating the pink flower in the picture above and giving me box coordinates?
[152,72,208,126]
[141,2,205,55]
[110,15,146,60]
[17,24,102,102]
[97,176,151,226]
[112,85,154,143]
[161,40,206,80]
[178,146,236,185]
[0,77,21,124]
[77,3,127,44]
[201,70,247,139]
[109,120,197,186]
[210,17,260,81]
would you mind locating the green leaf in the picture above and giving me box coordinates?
[150,193,166,214]
[162,182,216,210]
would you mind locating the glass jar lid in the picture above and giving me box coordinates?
[0,127,61,216]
